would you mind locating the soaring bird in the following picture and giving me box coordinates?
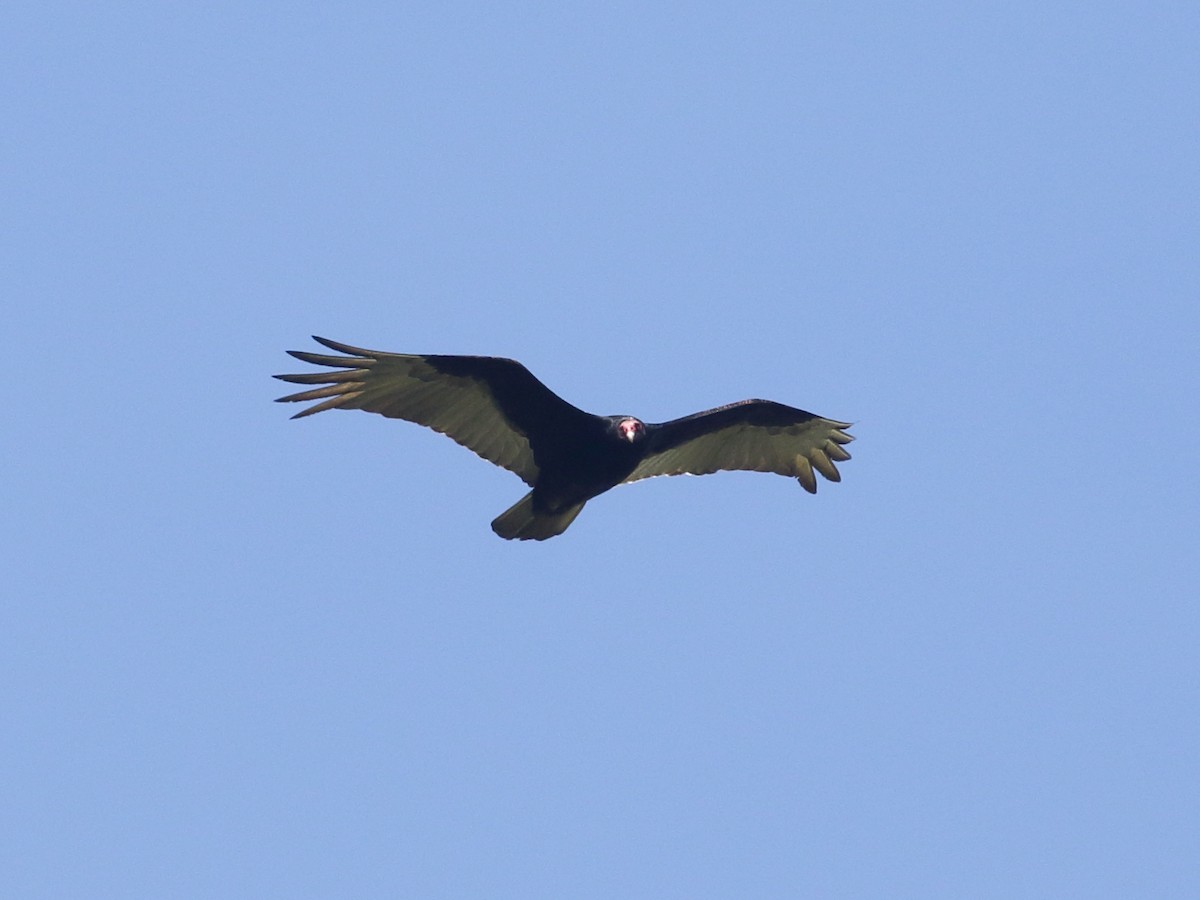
[276,337,854,540]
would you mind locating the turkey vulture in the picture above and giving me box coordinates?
[275,336,854,540]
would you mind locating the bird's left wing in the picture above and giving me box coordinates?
[275,336,593,486]
[625,399,854,493]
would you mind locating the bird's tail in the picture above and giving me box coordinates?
[491,492,586,541]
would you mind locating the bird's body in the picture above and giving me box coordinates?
[276,337,854,540]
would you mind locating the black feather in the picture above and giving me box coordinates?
[276,337,854,539]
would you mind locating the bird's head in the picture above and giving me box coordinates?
[615,416,646,443]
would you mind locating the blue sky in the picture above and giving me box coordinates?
[4,2,1197,896]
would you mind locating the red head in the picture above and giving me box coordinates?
[617,417,645,443]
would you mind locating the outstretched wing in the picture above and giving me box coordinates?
[625,399,854,493]
[275,336,595,486]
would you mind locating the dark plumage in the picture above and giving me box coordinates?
[275,336,855,540]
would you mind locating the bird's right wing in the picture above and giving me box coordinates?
[275,336,594,486]
[626,399,854,493]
